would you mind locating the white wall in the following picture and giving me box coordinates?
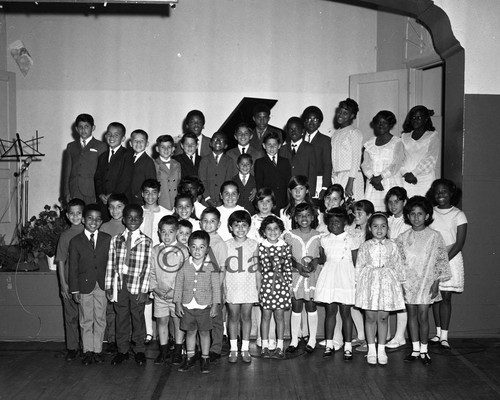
[5,0,377,214]
[434,0,500,94]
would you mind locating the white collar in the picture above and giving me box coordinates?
[291,139,303,148]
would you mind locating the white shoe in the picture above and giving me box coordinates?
[367,354,377,365]
[386,339,406,349]
[256,338,262,347]
[378,353,388,364]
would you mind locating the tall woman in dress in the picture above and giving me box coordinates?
[361,110,404,211]
[331,98,364,201]
[400,106,440,197]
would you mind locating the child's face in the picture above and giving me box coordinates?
[304,113,321,134]
[257,196,274,215]
[123,209,143,232]
[295,209,313,230]
[328,216,346,235]
[210,134,227,154]
[181,183,199,201]
[186,116,204,136]
[253,112,270,131]
[237,158,252,175]
[105,126,125,149]
[200,213,221,234]
[83,210,103,233]
[335,106,355,128]
[408,206,428,231]
[263,138,280,157]
[189,238,209,263]
[66,205,83,226]
[234,127,252,146]
[175,198,194,220]
[108,201,125,220]
[369,217,388,240]
[264,222,281,243]
[159,223,177,245]
[181,137,198,157]
[324,191,342,210]
[387,195,405,217]
[76,121,95,140]
[157,141,174,160]
[142,187,160,206]
[354,209,370,227]
[131,133,148,154]
[230,221,250,241]
[288,121,305,143]
[176,226,192,245]
[434,183,452,208]
[220,184,240,208]
[291,185,307,203]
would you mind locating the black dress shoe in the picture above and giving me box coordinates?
[135,352,147,366]
[209,352,221,363]
[343,350,353,361]
[420,353,432,365]
[178,356,196,372]
[286,345,297,353]
[82,352,94,365]
[404,352,419,362]
[93,352,105,364]
[105,342,117,354]
[65,349,79,362]
[305,345,315,354]
[323,347,334,359]
[111,352,129,365]
[200,357,210,374]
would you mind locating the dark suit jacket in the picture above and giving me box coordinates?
[63,137,107,202]
[232,173,257,214]
[199,153,237,206]
[69,231,111,294]
[254,155,291,212]
[249,125,285,150]
[174,134,211,158]
[129,152,157,204]
[94,146,134,200]
[173,152,202,179]
[309,131,333,189]
[279,141,318,196]
[226,145,263,171]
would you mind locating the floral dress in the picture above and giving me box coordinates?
[258,239,293,310]
[355,239,405,311]
[396,227,451,304]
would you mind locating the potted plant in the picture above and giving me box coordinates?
[20,204,69,271]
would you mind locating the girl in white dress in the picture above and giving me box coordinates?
[280,175,313,232]
[317,184,344,233]
[216,181,245,241]
[400,106,440,198]
[331,98,364,201]
[427,179,468,350]
[361,110,404,211]
[355,212,405,365]
[312,207,358,361]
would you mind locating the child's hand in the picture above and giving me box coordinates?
[210,304,219,318]
[72,293,81,304]
[403,172,418,184]
[206,198,217,207]
[175,303,184,318]
[429,280,440,299]
[98,194,109,204]
[136,292,148,303]
[60,282,71,300]
[248,188,257,202]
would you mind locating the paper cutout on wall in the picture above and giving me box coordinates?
[9,40,34,76]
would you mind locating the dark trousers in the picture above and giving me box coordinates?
[210,304,223,354]
[62,295,80,351]
[105,300,116,343]
[114,285,146,354]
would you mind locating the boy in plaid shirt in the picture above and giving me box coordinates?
[105,204,152,366]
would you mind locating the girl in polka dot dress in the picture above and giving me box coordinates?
[258,215,293,359]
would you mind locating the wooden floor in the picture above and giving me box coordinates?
[1,339,500,400]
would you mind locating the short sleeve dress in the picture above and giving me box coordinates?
[315,232,357,305]
[284,229,321,300]
[396,227,451,304]
[430,206,468,292]
[355,239,405,311]
[258,239,293,310]
[225,238,259,304]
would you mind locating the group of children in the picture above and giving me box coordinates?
[56,105,467,373]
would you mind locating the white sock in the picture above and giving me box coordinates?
[277,339,284,349]
[241,340,249,352]
[326,339,333,349]
[230,339,238,352]
[378,344,386,357]
[290,312,301,347]
[412,341,420,352]
[368,343,376,356]
[344,342,352,352]
[420,343,428,353]
[436,326,442,337]
[307,312,318,347]
[262,340,269,349]
[441,330,449,341]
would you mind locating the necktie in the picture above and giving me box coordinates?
[165,161,170,169]
[215,155,219,165]
[89,233,95,249]
[307,133,311,143]
[124,231,132,266]
[81,139,86,148]
[242,175,247,185]
[190,155,194,165]
[109,149,115,162]
[133,154,138,163]
[241,147,246,154]
[292,144,296,156]
[272,156,277,166]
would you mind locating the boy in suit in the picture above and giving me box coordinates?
[249,104,285,149]
[232,154,257,214]
[199,131,237,207]
[226,123,263,172]
[279,116,318,196]
[94,122,134,219]
[128,129,156,204]
[69,204,112,365]
[254,131,292,212]
[154,135,181,211]
[175,110,211,157]
[173,132,202,179]
[301,106,333,198]
[63,114,107,204]
[174,230,220,373]
[105,204,153,366]
[55,198,85,362]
